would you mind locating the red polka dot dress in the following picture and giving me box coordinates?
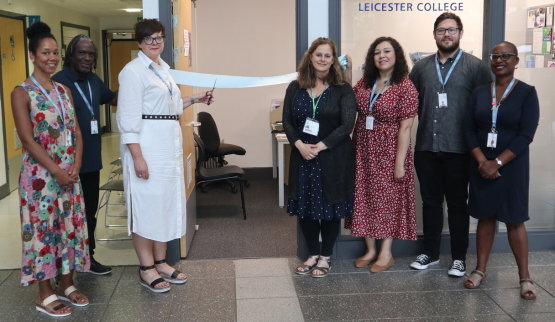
[344,77,418,240]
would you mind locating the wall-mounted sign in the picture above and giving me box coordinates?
[28,15,40,25]
[358,2,464,12]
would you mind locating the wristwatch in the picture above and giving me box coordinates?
[495,158,503,167]
[190,96,195,105]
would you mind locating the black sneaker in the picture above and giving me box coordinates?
[410,254,440,270]
[87,257,112,275]
[448,260,466,277]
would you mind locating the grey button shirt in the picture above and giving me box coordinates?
[409,49,492,153]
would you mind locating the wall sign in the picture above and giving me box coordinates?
[358,2,464,12]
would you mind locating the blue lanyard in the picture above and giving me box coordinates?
[30,75,65,129]
[369,77,391,112]
[74,81,95,119]
[491,78,516,129]
[148,65,173,98]
[435,49,463,92]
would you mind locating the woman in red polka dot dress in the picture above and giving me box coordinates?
[345,37,419,272]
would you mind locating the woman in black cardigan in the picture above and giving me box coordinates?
[283,37,356,277]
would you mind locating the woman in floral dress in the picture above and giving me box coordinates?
[11,21,89,318]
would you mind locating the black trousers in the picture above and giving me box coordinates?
[80,171,100,257]
[299,217,341,257]
[414,151,470,261]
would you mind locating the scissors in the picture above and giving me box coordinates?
[206,79,216,106]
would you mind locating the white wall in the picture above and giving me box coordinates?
[194,0,296,168]
[99,16,138,31]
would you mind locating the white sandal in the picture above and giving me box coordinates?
[57,285,89,307]
[36,294,71,317]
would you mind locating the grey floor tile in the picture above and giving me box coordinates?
[169,299,236,322]
[119,266,140,281]
[350,270,463,294]
[101,302,170,322]
[329,259,371,274]
[236,297,303,322]
[0,284,39,307]
[73,267,124,284]
[3,269,24,286]
[530,266,555,295]
[358,292,437,319]
[298,294,370,321]
[512,312,555,322]
[293,274,357,297]
[528,251,555,266]
[69,280,118,304]
[485,287,555,314]
[375,318,442,322]
[0,307,36,322]
[385,256,422,272]
[109,280,173,304]
[439,314,515,322]
[34,304,107,322]
[425,290,505,316]
[173,277,235,301]
[0,270,14,286]
[477,267,522,289]
[236,276,295,299]
[178,260,235,279]
[234,258,289,278]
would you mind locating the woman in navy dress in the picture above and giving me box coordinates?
[283,37,356,277]
[463,41,540,300]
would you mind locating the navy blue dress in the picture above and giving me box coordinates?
[464,81,540,223]
[287,88,354,220]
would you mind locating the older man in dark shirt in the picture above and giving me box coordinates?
[409,12,492,277]
[53,35,117,275]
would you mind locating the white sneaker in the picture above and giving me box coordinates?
[410,254,440,270]
[448,260,466,277]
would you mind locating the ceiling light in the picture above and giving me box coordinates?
[125,9,142,13]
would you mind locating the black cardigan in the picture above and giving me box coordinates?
[282,80,357,205]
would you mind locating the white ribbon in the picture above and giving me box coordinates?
[169,70,297,88]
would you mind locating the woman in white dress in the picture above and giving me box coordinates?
[117,19,213,293]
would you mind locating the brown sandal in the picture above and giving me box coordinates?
[57,285,89,307]
[520,279,537,300]
[36,294,71,317]
[464,270,486,289]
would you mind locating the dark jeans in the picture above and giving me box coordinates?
[299,217,340,257]
[414,151,470,261]
[80,171,100,257]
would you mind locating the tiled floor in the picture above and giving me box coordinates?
[1,253,555,321]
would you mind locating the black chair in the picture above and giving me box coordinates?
[197,111,249,191]
[194,133,246,220]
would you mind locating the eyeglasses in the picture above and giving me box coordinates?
[489,53,518,61]
[435,28,459,35]
[143,36,165,45]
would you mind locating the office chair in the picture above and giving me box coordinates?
[197,112,249,192]
[194,133,246,219]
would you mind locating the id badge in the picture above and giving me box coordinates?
[438,92,448,108]
[366,116,374,130]
[487,132,498,148]
[303,118,319,136]
[91,120,99,134]
[65,130,73,146]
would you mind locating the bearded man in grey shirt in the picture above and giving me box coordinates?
[408,12,492,277]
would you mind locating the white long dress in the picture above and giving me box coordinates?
[116,51,186,242]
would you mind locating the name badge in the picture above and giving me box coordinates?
[438,92,448,108]
[366,116,374,130]
[487,132,498,148]
[303,118,319,136]
[65,130,73,146]
[91,120,99,134]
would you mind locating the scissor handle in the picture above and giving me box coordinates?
[206,91,213,106]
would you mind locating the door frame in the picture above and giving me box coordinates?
[0,11,29,199]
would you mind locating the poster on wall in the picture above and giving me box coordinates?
[537,8,546,27]
[528,10,536,28]
[533,28,543,53]
[542,27,552,53]
[535,55,545,68]
[547,7,554,27]
[552,30,555,53]
[526,55,535,68]
[548,61,555,68]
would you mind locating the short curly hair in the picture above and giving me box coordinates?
[361,37,409,88]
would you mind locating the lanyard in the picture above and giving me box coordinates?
[491,78,516,129]
[148,65,173,98]
[435,49,463,92]
[74,81,95,119]
[30,75,65,129]
[369,77,391,112]
[310,87,326,118]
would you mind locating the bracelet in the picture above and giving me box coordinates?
[190,96,195,105]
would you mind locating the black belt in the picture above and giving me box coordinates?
[142,115,179,120]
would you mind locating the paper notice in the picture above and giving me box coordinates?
[183,29,190,57]
[528,10,536,28]
[547,7,554,27]
[535,55,545,68]
[533,28,543,53]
